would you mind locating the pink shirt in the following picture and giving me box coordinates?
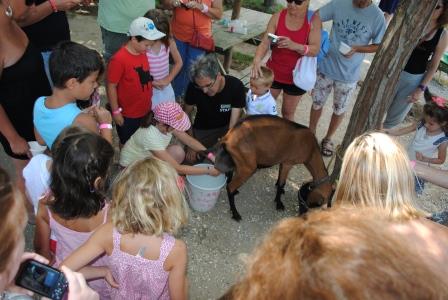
[108,229,175,299]
[147,44,170,81]
[49,204,111,299]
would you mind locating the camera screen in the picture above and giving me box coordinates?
[16,260,67,300]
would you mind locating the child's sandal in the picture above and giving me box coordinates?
[321,138,334,157]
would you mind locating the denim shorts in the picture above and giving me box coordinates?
[100,27,128,62]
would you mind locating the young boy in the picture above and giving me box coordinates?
[33,41,112,149]
[107,17,166,145]
[246,66,277,116]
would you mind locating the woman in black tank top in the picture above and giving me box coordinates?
[383,0,448,129]
[0,0,51,197]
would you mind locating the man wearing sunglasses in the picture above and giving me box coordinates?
[183,54,245,162]
[309,0,386,157]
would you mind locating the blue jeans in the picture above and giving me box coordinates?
[41,51,54,88]
[100,27,128,62]
[172,38,205,98]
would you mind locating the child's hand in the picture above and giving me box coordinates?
[208,166,221,177]
[93,106,112,124]
[61,266,99,300]
[408,89,423,103]
[103,268,119,289]
[112,113,124,127]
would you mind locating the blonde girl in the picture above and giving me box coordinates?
[333,132,427,220]
[144,9,183,108]
[62,157,189,300]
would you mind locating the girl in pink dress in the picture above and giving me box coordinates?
[62,157,189,300]
[34,130,115,299]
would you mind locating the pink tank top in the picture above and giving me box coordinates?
[146,44,170,81]
[49,204,111,299]
[267,9,310,84]
[108,229,175,299]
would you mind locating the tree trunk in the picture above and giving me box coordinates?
[231,0,241,20]
[330,0,439,183]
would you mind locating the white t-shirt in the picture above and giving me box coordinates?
[120,125,172,167]
[246,90,278,116]
[22,154,51,214]
[408,122,448,161]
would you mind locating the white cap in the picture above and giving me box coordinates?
[128,17,166,41]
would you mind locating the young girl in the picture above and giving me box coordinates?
[385,92,448,193]
[34,131,115,298]
[62,157,189,300]
[145,9,183,109]
[119,102,220,176]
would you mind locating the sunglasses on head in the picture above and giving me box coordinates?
[286,0,305,5]
[25,0,36,6]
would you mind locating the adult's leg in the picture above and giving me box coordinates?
[100,27,128,62]
[282,93,302,122]
[12,157,34,222]
[309,72,333,134]
[383,71,425,129]
[172,40,205,99]
[323,79,357,141]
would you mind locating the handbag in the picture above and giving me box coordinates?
[292,55,317,91]
[189,9,215,52]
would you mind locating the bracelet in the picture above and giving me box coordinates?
[48,0,58,12]
[99,123,113,130]
[112,107,122,115]
[409,160,416,169]
[201,3,209,13]
[303,45,309,56]
[418,84,427,92]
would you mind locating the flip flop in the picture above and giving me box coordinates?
[321,138,334,157]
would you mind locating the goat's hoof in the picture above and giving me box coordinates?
[232,213,242,222]
[276,201,285,211]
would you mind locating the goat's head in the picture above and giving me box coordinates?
[198,142,235,173]
[298,181,334,215]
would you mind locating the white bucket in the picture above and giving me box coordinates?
[186,164,226,212]
[28,141,47,157]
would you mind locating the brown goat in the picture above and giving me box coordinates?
[208,115,333,221]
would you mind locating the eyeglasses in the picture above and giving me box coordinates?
[25,0,36,6]
[194,76,217,91]
[286,0,305,5]
[435,4,442,9]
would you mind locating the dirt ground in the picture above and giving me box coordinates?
[1,4,448,299]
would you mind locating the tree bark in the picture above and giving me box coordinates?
[231,0,241,19]
[330,0,439,183]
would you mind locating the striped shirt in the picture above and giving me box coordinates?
[146,43,170,81]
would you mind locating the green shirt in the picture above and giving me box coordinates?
[98,0,156,34]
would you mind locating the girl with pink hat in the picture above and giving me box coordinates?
[120,102,220,176]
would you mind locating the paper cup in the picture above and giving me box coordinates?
[28,141,47,157]
[339,42,352,55]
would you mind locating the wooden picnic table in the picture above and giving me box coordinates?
[212,7,271,73]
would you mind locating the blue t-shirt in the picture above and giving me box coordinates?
[318,0,386,83]
[33,96,81,148]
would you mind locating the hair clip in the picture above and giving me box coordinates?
[432,96,448,108]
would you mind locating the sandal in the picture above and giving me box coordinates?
[321,138,334,157]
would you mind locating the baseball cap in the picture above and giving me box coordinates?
[128,17,166,41]
[153,102,191,131]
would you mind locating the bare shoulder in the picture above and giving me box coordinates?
[164,238,187,270]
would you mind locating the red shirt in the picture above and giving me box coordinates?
[267,9,310,84]
[108,46,152,118]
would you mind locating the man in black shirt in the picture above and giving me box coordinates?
[184,54,245,158]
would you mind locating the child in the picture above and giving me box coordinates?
[385,92,448,193]
[33,41,112,149]
[145,9,183,109]
[62,157,189,299]
[120,102,220,176]
[246,66,277,116]
[107,17,166,145]
[34,131,115,298]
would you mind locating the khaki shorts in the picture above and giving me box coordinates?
[311,71,357,115]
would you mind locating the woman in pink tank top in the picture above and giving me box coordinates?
[62,157,189,300]
[34,130,115,299]
[251,0,322,121]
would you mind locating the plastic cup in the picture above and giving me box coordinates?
[28,141,47,157]
[339,41,352,55]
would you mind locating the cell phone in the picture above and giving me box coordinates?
[268,33,279,44]
[15,259,68,300]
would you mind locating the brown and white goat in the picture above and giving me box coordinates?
[208,115,333,221]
